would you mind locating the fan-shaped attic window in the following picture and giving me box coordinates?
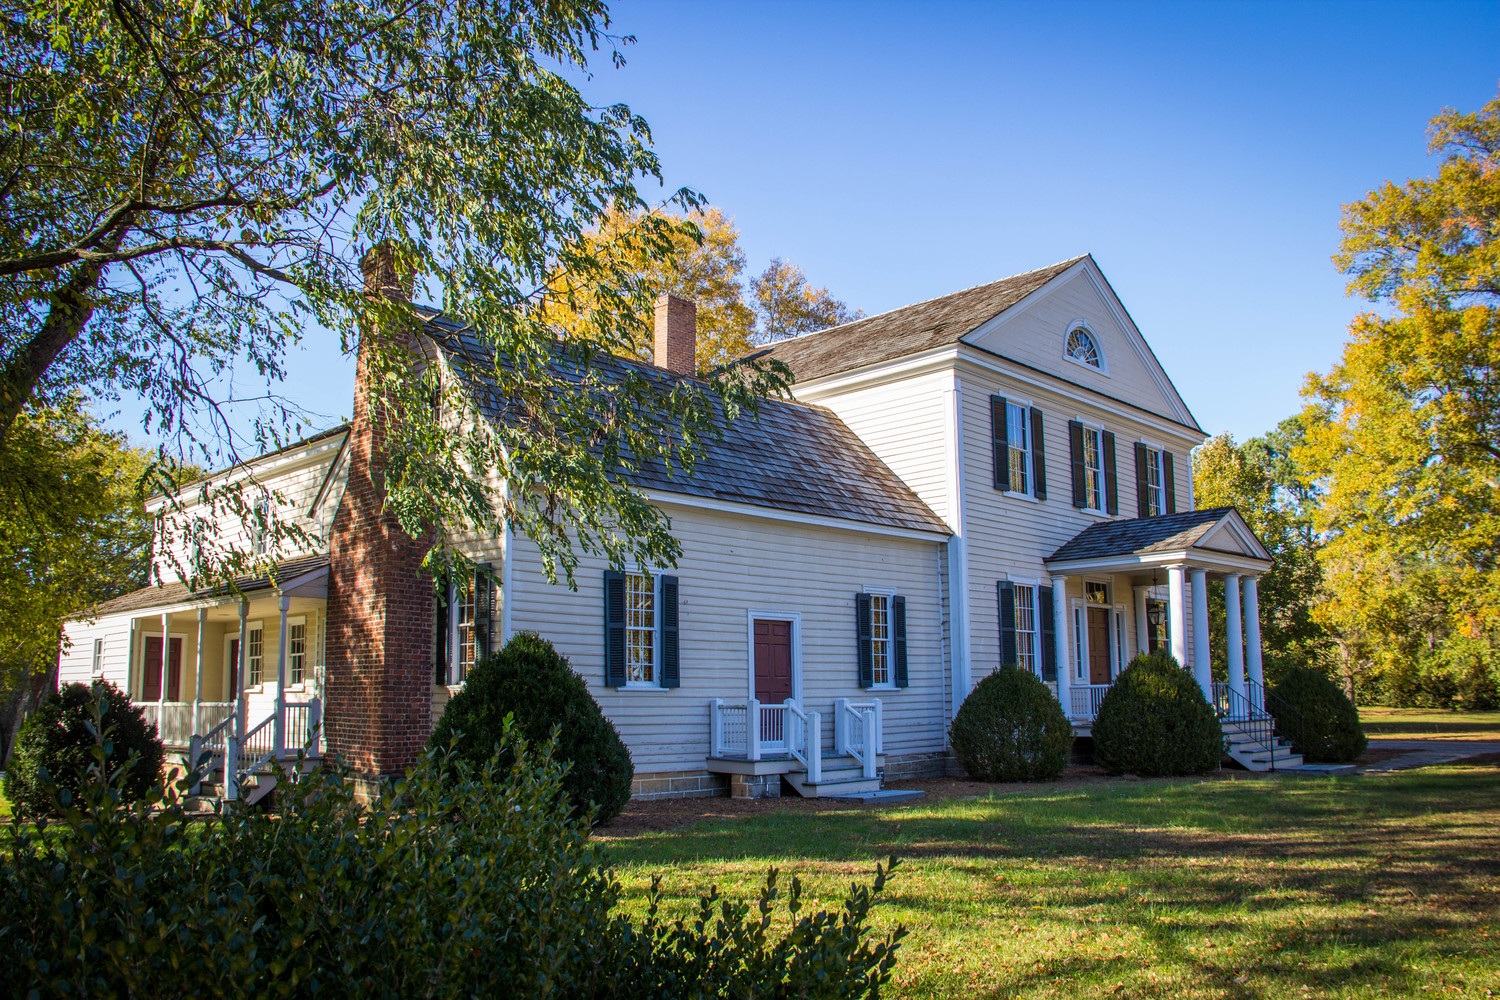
[1065,326,1102,369]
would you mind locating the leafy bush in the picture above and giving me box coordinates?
[1269,668,1368,762]
[4,679,163,815]
[429,631,633,823]
[949,665,1073,781]
[1091,650,1223,776]
[1,702,905,999]
[1459,657,1500,711]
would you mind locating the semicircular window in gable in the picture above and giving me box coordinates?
[1066,326,1101,368]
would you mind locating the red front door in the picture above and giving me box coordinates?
[753,620,793,704]
[143,636,183,701]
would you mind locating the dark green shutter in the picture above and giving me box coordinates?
[893,595,908,688]
[1068,420,1086,508]
[1102,431,1118,515]
[1039,585,1057,682]
[1134,442,1150,517]
[434,572,450,685]
[474,564,493,660]
[990,395,1010,491]
[997,581,1017,666]
[660,575,680,688]
[1030,406,1048,500]
[603,570,626,687]
[1163,453,1178,514]
[856,593,874,689]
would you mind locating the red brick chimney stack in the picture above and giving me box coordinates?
[324,242,434,798]
[653,294,697,375]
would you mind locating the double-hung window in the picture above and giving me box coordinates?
[247,624,264,687]
[252,492,275,556]
[1081,426,1104,511]
[92,638,104,676]
[1144,447,1165,517]
[1006,401,1031,496]
[437,571,494,686]
[287,616,307,684]
[869,593,892,686]
[1014,585,1037,673]
[625,572,656,685]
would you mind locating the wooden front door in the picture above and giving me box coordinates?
[753,619,794,704]
[143,636,184,701]
[1087,608,1111,684]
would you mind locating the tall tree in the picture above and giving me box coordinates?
[1298,89,1500,692]
[0,0,788,587]
[541,207,756,372]
[751,258,863,342]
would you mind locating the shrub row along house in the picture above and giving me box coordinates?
[58,252,1284,802]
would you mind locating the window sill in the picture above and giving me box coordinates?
[623,681,663,692]
[1002,490,1040,503]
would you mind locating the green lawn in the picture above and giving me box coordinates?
[601,766,1500,999]
[1358,706,1500,741]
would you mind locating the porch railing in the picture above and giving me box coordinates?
[1068,684,1112,722]
[1246,679,1307,758]
[141,701,236,747]
[711,698,880,775]
[834,699,879,780]
[784,701,822,783]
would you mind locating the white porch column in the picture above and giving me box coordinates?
[192,608,207,734]
[1244,576,1264,708]
[1051,575,1071,719]
[1168,566,1189,669]
[1224,572,1245,709]
[1190,568,1211,701]
[274,593,290,755]
[1132,586,1150,658]
[128,619,141,700]
[236,600,250,741]
[158,611,173,713]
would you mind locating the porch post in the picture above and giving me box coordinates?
[236,600,249,741]
[158,611,172,719]
[274,592,290,755]
[1051,575,1071,719]
[1132,585,1150,657]
[1168,566,1189,669]
[1243,576,1264,708]
[192,608,207,734]
[128,619,140,700]
[1190,568,1211,701]
[1224,572,1245,711]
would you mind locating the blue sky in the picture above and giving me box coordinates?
[102,0,1500,450]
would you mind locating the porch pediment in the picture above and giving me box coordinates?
[1043,507,1271,576]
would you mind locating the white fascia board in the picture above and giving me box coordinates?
[1045,548,1271,577]
[147,431,350,514]
[642,490,951,543]
[788,345,962,402]
[955,349,1207,450]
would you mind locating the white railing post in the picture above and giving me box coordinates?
[308,697,322,756]
[225,736,239,802]
[834,698,849,755]
[747,697,761,762]
[872,698,884,756]
[188,734,203,794]
[808,710,823,783]
[235,600,249,747]
[861,708,877,779]
[158,610,172,722]
[709,699,724,757]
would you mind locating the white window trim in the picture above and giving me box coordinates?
[286,614,309,689]
[622,570,662,691]
[1140,443,1167,518]
[244,620,266,692]
[745,610,803,705]
[863,585,899,691]
[1001,396,1037,501]
[1063,319,1110,376]
[1012,582,1040,676]
[1074,417,1108,515]
[91,637,104,676]
[1113,604,1128,679]
[252,490,276,557]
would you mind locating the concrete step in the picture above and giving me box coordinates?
[783,772,883,798]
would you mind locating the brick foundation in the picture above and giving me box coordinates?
[631,769,730,800]
[881,752,951,782]
[324,245,435,786]
[730,773,783,798]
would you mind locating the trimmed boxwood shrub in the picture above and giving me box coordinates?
[4,679,163,816]
[1092,649,1223,776]
[950,665,1073,781]
[1269,667,1368,763]
[430,631,633,823]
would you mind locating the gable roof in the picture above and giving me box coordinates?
[762,256,1085,383]
[1044,507,1272,566]
[424,316,950,537]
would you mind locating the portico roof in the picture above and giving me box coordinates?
[1044,507,1272,576]
[79,553,331,619]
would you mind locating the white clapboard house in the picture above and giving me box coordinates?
[58,252,1296,804]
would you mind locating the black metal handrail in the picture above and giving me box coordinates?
[1250,679,1307,760]
[1212,681,1281,771]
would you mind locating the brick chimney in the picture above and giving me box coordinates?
[324,242,434,798]
[653,294,697,374]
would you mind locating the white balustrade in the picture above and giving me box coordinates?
[784,699,822,784]
[834,698,882,780]
[1068,685,1111,722]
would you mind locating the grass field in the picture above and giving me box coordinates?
[1358,707,1500,741]
[602,766,1500,999]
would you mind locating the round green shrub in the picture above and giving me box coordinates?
[949,665,1073,781]
[430,632,633,823]
[1092,649,1223,777]
[1269,667,1367,762]
[4,679,164,815]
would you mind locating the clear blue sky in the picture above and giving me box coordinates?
[103,0,1500,450]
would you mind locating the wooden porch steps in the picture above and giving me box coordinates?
[782,756,883,798]
[187,754,323,810]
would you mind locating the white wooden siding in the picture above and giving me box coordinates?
[503,502,948,774]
